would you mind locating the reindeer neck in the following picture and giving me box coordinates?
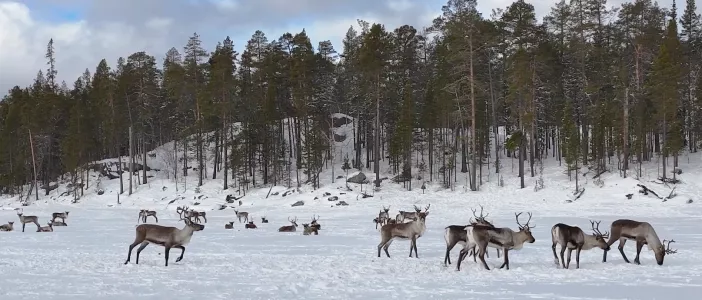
[644,225,663,252]
[512,229,530,246]
[581,234,599,250]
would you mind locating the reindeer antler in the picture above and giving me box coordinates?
[413,205,421,212]
[663,239,677,254]
[424,203,431,212]
[589,220,609,238]
[515,212,534,229]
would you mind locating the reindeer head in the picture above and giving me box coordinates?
[16,209,23,217]
[515,212,535,243]
[655,239,677,265]
[302,223,310,229]
[416,204,431,220]
[234,209,239,214]
[288,217,298,227]
[311,215,319,226]
[382,205,390,214]
[184,218,205,231]
[470,205,493,227]
[589,220,611,251]
[8,221,14,225]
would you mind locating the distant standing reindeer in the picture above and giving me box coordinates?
[551,220,611,269]
[0,221,14,232]
[138,209,158,223]
[234,209,249,223]
[395,205,423,223]
[602,219,677,265]
[51,211,69,223]
[378,204,430,258]
[378,206,390,225]
[278,217,298,232]
[37,222,53,232]
[443,206,497,266]
[16,209,40,232]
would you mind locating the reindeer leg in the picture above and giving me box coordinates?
[603,226,622,263]
[445,243,455,265]
[174,246,186,262]
[164,245,172,267]
[203,215,207,223]
[22,223,25,232]
[124,241,141,264]
[383,240,393,258]
[552,242,559,266]
[472,245,478,263]
[478,243,490,270]
[575,246,582,269]
[409,235,417,258]
[634,239,644,265]
[499,249,509,270]
[618,238,630,263]
[560,245,567,269]
[153,215,158,223]
[135,241,149,264]
[566,248,572,269]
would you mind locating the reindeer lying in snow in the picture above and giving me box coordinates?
[278,217,298,232]
[602,219,677,265]
[551,220,610,269]
[0,221,14,232]
[37,222,53,232]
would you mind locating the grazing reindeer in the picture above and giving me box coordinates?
[0,221,14,232]
[16,209,41,232]
[138,209,158,223]
[124,217,205,267]
[395,205,422,223]
[37,222,53,232]
[303,223,319,235]
[261,216,269,223]
[278,217,298,232]
[443,206,497,266]
[602,219,677,265]
[378,204,430,258]
[310,214,321,230]
[245,221,257,229]
[457,212,536,271]
[551,220,610,269]
[224,221,234,229]
[234,209,249,223]
[51,211,69,223]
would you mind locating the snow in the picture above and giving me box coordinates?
[1,122,701,299]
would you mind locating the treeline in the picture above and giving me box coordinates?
[1,0,700,198]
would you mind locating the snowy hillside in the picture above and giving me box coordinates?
[0,114,700,299]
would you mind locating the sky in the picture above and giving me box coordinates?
[0,0,677,97]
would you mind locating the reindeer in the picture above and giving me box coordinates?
[378,206,390,225]
[37,222,53,232]
[0,221,14,232]
[602,219,677,265]
[138,209,158,223]
[261,216,269,223]
[224,221,234,229]
[302,223,319,235]
[245,221,257,229]
[16,209,40,232]
[177,206,206,223]
[278,217,298,232]
[395,205,423,223]
[188,208,207,223]
[443,205,498,266]
[124,217,205,267]
[310,215,321,230]
[51,211,69,223]
[378,204,430,258]
[457,212,536,271]
[50,220,68,226]
[233,209,249,223]
[551,220,611,269]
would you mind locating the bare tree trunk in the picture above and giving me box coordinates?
[623,87,629,178]
[28,129,39,201]
[129,126,133,195]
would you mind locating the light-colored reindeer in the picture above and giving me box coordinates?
[551,220,610,269]
[234,209,249,223]
[395,205,423,223]
[602,219,677,265]
[37,222,53,232]
[378,204,430,258]
[138,209,158,223]
[124,217,205,267]
[51,211,69,223]
[443,205,497,266]
[16,209,40,232]
[0,221,14,232]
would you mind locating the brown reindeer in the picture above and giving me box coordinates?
[37,222,53,232]
[551,220,610,269]
[16,209,40,232]
[303,223,319,235]
[245,221,257,229]
[395,205,423,223]
[261,216,269,223]
[378,204,430,258]
[602,219,677,265]
[310,215,321,230]
[50,220,68,226]
[124,217,205,266]
[224,221,234,229]
[51,211,69,223]
[0,221,14,232]
[457,212,536,271]
[278,217,298,232]
[378,206,390,225]
[443,205,497,266]
[138,209,158,223]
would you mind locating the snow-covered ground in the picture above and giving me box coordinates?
[1,155,701,299]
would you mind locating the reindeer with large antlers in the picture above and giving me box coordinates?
[310,215,321,230]
[16,209,40,232]
[551,220,611,269]
[602,219,677,265]
[278,217,298,232]
[457,212,536,271]
[378,204,430,258]
[443,205,498,266]
[395,205,423,223]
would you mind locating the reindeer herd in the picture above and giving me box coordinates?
[374,204,678,271]
[0,209,69,233]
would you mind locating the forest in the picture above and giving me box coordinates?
[0,0,700,199]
